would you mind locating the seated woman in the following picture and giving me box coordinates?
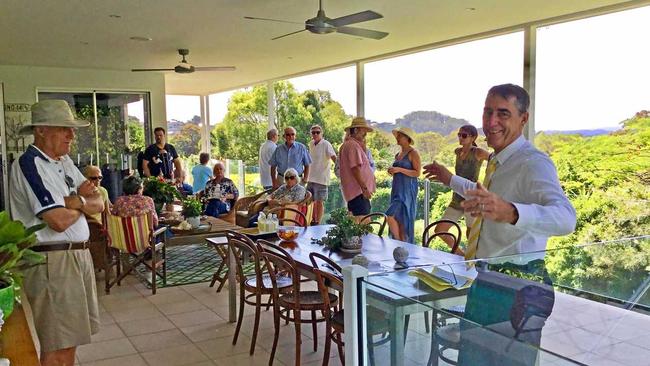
[203,161,239,217]
[111,175,159,227]
[266,168,307,209]
[248,168,306,227]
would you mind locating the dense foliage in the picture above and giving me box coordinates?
[312,208,372,250]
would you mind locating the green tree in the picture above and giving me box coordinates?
[169,123,201,157]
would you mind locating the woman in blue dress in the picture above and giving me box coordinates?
[386,127,421,243]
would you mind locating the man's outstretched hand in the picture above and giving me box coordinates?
[461,182,519,224]
[422,161,452,186]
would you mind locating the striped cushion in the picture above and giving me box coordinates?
[105,213,151,254]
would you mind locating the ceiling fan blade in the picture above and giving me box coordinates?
[336,26,388,40]
[329,10,383,27]
[244,16,303,25]
[194,66,237,71]
[131,68,174,72]
[272,29,306,40]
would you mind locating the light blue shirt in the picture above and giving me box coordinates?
[269,142,312,176]
[450,135,576,258]
[192,164,212,193]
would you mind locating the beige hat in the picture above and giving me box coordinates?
[19,100,90,135]
[345,116,374,132]
[392,126,416,145]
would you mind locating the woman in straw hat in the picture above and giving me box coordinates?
[434,124,489,253]
[385,126,421,243]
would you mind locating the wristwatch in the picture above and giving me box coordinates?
[78,195,87,208]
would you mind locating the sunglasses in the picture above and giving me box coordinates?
[458,132,470,139]
[311,130,321,135]
[285,176,296,180]
[64,175,75,192]
[88,176,103,181]
[285,133,295,136]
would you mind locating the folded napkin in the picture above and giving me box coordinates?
[409,267,474,291]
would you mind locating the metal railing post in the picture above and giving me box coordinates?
[424,179,431,244]
[343,265,369,366]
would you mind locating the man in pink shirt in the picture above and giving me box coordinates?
[339,117,376,220]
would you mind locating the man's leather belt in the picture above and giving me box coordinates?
[31,241,89,252]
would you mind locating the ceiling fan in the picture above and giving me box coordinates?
[245,0,388,41]
[131,49,236,74]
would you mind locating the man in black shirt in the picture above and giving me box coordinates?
[142,127,182,183]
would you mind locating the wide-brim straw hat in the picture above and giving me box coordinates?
[392,126,416,145]
[345,116,374,132]
[19,100,90,135]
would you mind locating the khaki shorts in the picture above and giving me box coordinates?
[22,249,100,352]
[440,205,476,228]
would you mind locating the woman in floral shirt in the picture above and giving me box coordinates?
[203,162,239,217]
[111,175,159,227]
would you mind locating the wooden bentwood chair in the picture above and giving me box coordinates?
[227,230,292,356]
[257,239,338,366]
[360,212,388,236]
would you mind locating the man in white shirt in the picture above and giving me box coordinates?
[424,84,576,258]
[259,128,278,190]
[306,125,337,225]
[10,99,104,366]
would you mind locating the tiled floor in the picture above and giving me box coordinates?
[72,274,348,366]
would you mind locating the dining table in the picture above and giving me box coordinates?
[211,224,470,366]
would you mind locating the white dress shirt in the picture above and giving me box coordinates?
[259,140,277,188]
[450,135,576,258]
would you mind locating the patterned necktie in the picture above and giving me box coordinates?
[464,158,498,260]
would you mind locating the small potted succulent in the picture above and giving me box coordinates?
[182,197,203,228]
[313,208,372,253]
[142,176,181,213]
[0,211,45,320]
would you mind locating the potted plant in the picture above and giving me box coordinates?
[142,176,181,213]
[313,208,372,253]
[0,211,45,320]
[182,197,203,228]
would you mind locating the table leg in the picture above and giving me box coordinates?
[389,306,406,366]
[228,242,237,323]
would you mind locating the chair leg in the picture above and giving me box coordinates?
[104,248,112,294]
[151,246,157,295]
[293,308,302,366]
[210,260,226,287]
[269,300,281,366]
[216,270,229,293]
[233,285,246,346]
[335,332,344,364]
[250,292,262,355]
[162,244,167,286]
[116,253,122,286]
[322,325,331,366]
[311,309,318,352]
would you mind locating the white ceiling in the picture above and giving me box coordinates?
[0,0,637,95]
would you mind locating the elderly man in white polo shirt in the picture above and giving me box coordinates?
[305,124,336,225]
[10,99,104,366]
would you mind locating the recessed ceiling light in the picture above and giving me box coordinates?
[109,14,121,18]
[130,36,152,42]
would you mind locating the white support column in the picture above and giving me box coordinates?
[267,81,276,129]
[204,95,211,153]
[343,264,369,366]
[356,62,364,117]
[523,25,537,143]
[200,95,210,153]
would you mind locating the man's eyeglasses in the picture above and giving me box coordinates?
[285,176,296,180]
[311,130,321,135]
[457,132,470,139]
[285,133,295,136]
[88,176,103,181]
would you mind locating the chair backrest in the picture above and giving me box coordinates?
[103,211,153,254]
[422,219,462,253]
[360,212,387,236]
[267,207,308,228]
[257,239,301,297]
[226,230,263,283]
[309,252,343,311]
